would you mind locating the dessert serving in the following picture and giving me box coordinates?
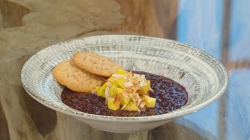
[53,51,188,116]
[21,35,228,133]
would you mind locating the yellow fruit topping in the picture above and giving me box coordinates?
[96,83,107,98]
[116,69,129,77]
[115,78,126,88]
[145,95,156,108]
[138,80,151,95]
[107,98,120,111]
[124,101,139,111]
[121,97,131,106]
[93,68,156,111]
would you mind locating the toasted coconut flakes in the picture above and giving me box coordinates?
[105,87,110,98]
[129,71,133,77]
[123,93,129,98]
[126,86,135,94]
[130,93,140,106]
[137,97,141,106]
[138,75,145,82]
[130,77,139,85]
[91,90,97,94]
[134,73,140,76]
[136,94,141,105]
[106,82,112,87]
[140,102,146,108]
[139,80,147,86]
[124,82,133,87]
[124,89,132,96]
[112,74,127,79]
[121,104,127,110]
[131,80,139,85]
[131,96,137,104]
[137,107,141,112]
[130,86,139,94]
[127,93,132,98]
[149,87,153,91]
[140,75,145,79]
[141,95,147,100]
[124,88,128,93]
[114,77,119,80]
[135,92,140,97]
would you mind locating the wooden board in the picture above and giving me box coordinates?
[0,0,215,139]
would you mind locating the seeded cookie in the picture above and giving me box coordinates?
[52,59,105,92]
[72,52,122,77]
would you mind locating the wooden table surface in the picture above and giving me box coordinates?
[0,0,249,140]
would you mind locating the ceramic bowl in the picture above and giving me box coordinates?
[21,35,228,133]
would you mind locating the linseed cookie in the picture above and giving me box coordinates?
[52,59,105,92]
[72,51,122,77]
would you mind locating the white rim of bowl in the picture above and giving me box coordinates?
[21,35,229,122]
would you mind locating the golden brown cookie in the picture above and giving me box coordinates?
[72,51,122,77]
[52,59,105,92]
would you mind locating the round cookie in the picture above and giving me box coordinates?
[72,51,122,77]
[52,59,105,92]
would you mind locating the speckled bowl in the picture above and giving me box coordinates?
[21,35,228,133]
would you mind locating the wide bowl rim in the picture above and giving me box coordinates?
[21,35,229,122]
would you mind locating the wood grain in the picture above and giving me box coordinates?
[152,0,178,39]
[112,0,178,38]
[0,0,30,28]
[0,0,124,62]
[0,7,2,28]
[0,103,10,140]
[148,120,217,140]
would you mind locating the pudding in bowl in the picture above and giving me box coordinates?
[61,71,188,117]
[21,35,228,133]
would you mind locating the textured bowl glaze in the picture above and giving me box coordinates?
[21,35,228,133]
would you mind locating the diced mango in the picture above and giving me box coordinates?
[108,77,123,87]
[116,87,124,94]
[145,95,156,108]
[124,101,139,111]
[138,80,151,95]
[121,97,131,106]
[107,69,127,88]
[108,77,116,83]
[110,86,124,97]
[116,69,128,76]
[115,78,126,88]
[107,98,120,111]
[95,67,156,112]
[97,84,107,98]
[95,86,101,92]
[109,85,116,97]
